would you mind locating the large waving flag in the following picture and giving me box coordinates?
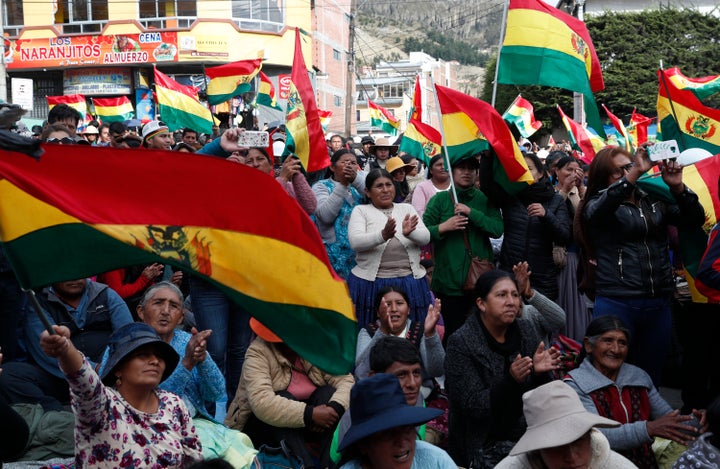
[0,144,356,373]
[629,109,653,147]
[256,71,282,111]
[283,28,330,172]
[368,100,400,136]
[664,67,720,100]
[154,68,215,134]
[206,59,263,106]
[601,104,632,152]
[47,94,91,131]
[93,97,135,123]
[657,68,720,155]
[435,84,533,193]
[410,75,422,122]
[502,94,542,138]
[557,104,605,163]
[498,0,605,137]
[399,118,442,165]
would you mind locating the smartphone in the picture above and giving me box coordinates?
[647,140,680,161]
[237,130,269,148]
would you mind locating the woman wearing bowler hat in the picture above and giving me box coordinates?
[40,322,202,468]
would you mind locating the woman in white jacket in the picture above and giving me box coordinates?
[348,168,432,329]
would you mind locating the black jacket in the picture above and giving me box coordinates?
[583,177,705,298]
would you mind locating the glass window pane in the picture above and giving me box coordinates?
[177,0,196,16]
[140,0,158,18]
[71,0,88,21]
[4,1,24,26]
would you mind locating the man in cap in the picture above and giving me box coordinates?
[357,135,374,169]
[142,120,174,150]
[367,137,398,171]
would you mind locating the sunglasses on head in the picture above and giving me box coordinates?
[46,137,76,145]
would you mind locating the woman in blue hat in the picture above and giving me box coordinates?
[40,322,202,468]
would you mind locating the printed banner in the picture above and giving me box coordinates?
[63,67,132,96]
[7,32,178,69]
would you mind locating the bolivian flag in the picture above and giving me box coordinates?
[435,84,533,194]
[557,104,605,162]
[368,100,400,136]
[47,94,91,131]
[0,144,356,373]
[256,71,282,111]
[154,68,215,134]
[502,95,542,138]
[206,59,263,106]
[93,96,135,123]
[664,67,720,100]
[399,118,442,165]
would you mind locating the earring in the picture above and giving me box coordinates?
[115,375,122,387]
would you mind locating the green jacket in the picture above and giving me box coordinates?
[423,186,503,296]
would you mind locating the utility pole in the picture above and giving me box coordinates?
[344,0,356,137]
[572,0,586,123]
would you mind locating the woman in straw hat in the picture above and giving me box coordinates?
[40,322,202,468]
[495,380,636,469]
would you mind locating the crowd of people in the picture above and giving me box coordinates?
[1,103,720,469]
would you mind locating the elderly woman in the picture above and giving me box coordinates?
[312,149,366,279]
[348,169,432,328]
[100,281,257,467]
[495,381,636,469]
[354,286,444,387]
[444,264,564,468]
[411,154,451,218]
[576,146,705,385]
[564,315,707,468]
[40,322,202,468]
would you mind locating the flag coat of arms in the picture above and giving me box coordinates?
[0,144,356,373]
[502,95,542,138]
[498,0,605,137]
[368,100,400,135]
[154,68,215,134]
[205,59,263,106]
[399,119,442,165]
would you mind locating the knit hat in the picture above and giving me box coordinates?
[142,120,170,143]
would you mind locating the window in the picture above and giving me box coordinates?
[3,1,24,36]
[55,0,108,33]
[231,0,285,33]
[356,110,361,121]
[378,83,405,99]
[334,95,342,107]
[138,0,197,29]
[333,49,341,61]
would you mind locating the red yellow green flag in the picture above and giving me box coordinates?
[256,71,282,111]
[283,28,330,172]
[410,75,422,122]
[93,96,135,123]
[601,104,633,152]
[498,0,605,137]
[318,109,332,131]
[657,68,720,155]
[368,100,400,136]
[0,144,356,373]
[154,68,215,134]
[398,118,442,165]
[628,109,653,147]
[502,94,542,138]
[664,67,720,100]
[46,94,92,130]
[205,59,263,106]
[435,84,533,193]
[557,105,605,163]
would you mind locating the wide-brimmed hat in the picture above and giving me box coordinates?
[385,156,416,174]
[82,125,99,135]
[369,137,398,155]
[141,120,170,142]
[338,373,442,452]
[250,317,282,343]
[509,381,620,455]
[100,322,179,386]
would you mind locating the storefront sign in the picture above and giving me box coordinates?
[278,74,291,99]
[8,32,178,69]
[178,33,230,60]
[64,68,132,95]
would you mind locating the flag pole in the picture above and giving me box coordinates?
[491,0,510,109]
[658,61,688,150]
[430,77,459,205]
[22,288,55,335]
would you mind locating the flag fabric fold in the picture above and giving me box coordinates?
[557,105,605,162]
[154,68,215,134]
[398,118,443,165]
[0,144,356,374]
[629,109,653,147]
[503,95,542,138]
[205,59,263,106]
[282,29,330,173]
[664,67,720,101]
[256,72,282,111]
[657,68,720,155]
[498,0,605,137]
[368,100,400,136]
[93,97,135,123]
[410,75,422,122]
[601,104,632,152]
[435,84,533,193]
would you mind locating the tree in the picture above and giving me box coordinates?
[483,8,720,131]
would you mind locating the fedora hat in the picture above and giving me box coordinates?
[100,322,179,386]
[509,381,620,455]
[369,137,398,155]
[338,373,442,452]
[385,156,416,174]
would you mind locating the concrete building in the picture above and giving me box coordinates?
[555,0,720,16]
[355,51,459,137]
[2,0,351,131]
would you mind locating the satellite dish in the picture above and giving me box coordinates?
[678,147,714,166]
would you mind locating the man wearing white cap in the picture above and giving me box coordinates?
[495,381,636,469]
[142,120,174,150]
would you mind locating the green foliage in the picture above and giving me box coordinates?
[403,31,490,67]
[483,8,720,131]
